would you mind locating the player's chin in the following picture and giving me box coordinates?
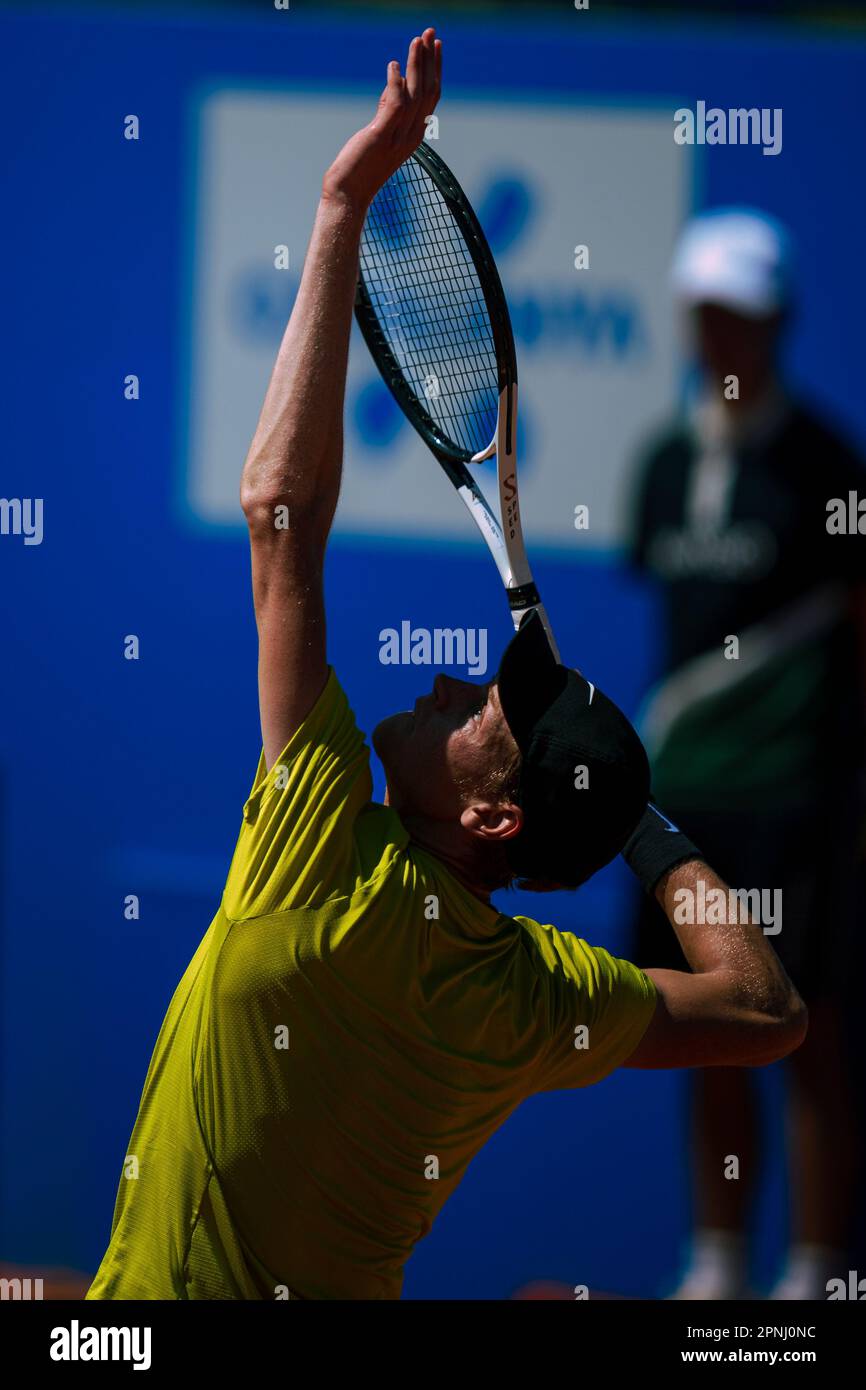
[371,709,414,763]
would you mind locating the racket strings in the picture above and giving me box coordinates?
[359,157,500,456]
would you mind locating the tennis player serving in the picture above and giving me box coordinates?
[88,29,806,1301]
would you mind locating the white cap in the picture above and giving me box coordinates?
[671,208,792,318]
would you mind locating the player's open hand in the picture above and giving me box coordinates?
[322,27,442,212]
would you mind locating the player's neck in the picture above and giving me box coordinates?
[400,813,503,906]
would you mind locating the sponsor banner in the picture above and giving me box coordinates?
[184,91,691,547]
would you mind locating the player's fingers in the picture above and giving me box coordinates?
[403,30,437,146]
[404,35,422,102]
[433,38,442,101]
[375,57,406,128]
[383,57,404,103]
[419,26,436,103]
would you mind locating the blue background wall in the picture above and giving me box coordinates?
[2,3,865,1296]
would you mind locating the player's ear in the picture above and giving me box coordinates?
[460,801,522,844]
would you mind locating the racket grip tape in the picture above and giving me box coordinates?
[507,582,541,612]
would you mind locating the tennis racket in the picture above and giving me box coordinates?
[355,141,560,661]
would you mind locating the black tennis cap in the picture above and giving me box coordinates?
[496,611,651,889]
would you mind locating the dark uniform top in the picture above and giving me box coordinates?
[629,389,865,995]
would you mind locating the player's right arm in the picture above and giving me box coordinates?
[624,858,808,1068]
[239,29,441,771]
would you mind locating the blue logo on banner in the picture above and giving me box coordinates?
[477,176,534,255]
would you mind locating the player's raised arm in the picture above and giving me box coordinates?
[239,29,441,769]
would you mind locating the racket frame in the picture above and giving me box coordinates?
[355,141,559,660]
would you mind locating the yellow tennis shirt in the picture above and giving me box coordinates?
[87,669,656,1301]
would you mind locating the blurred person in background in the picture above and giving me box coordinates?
[628,209,865,1300]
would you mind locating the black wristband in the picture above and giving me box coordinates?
[622,801,702,894]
